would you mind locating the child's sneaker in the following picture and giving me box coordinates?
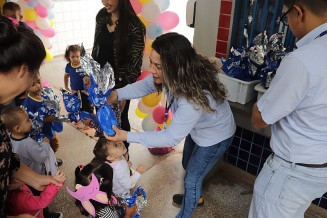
[49,212,63,218]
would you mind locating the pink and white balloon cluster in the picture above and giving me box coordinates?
[135,71,173,132]
[131,0,179,53]
[17,0,55,61]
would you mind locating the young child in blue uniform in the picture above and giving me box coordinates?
[64,45,94,116]
[22,74,62,167]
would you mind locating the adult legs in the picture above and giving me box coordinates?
[249,155,327,218]
[176,136,233,218]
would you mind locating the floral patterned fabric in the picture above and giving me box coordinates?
[0,117,20,216]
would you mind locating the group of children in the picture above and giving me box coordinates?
[1,3,146,216]
[1,104,145,217]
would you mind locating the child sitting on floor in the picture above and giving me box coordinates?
[92,137,146,199]
[1,106,57,176]
[6,170,65,218]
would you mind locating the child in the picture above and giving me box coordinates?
[2,2,32,30]
[64,45,94,116]
[72,161,137,218]
[1,106,56,176]
[22,74,63,166]
[7,170,65,218]
[93,137,146,199]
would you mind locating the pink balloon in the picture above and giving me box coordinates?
[130,0,142,14]
[136,70,151,81]
[154,11,179,31]
[168,109,173,119]
[152,106,165,124]
[25,20,36,29]
[42,81,51,87]
[36,4,48,18]
[39,27,55,38]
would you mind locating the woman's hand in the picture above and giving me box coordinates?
[107,90,118,105]
[104,125,128,142]
[123,204,138,218]
[34,174,63,191]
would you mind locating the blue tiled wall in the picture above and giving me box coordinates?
[223,126,327,210]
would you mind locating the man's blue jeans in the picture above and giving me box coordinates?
[249,154,327,218]
[176,135,233,218]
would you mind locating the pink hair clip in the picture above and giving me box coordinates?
[66,173,117,217]
[7,17,19,28]
[78,165,84,169]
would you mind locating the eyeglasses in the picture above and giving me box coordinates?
[280,6,294,26]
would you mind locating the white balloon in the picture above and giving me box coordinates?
[141,1,161,22]
[40,35,52,48]
[36,17,50,30]
[16,0,31,13]
[39,0,52,8]
[154,0,170,11]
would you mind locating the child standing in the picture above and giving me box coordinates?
[72,161,138,218]
[93,137,146,199]
[7,170,65,218]
[2,2,32,30]
[1,106,56,176]
[64,45,94,115]
[22,74,63,166]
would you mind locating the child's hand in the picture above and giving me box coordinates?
[83,76,91,89]
[64,86,71,93]
[136,164,146,174]
[41,137,50,144]
[53,170,66,183]
[127,161,132,168]
[83,118,92,127]
[123,204,138,217]
[81,90,89,96]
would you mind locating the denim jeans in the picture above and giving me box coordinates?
[249,154,327,218]
[176,135,233,218]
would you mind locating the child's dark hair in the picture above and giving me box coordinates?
[1,106,26,132]
[64,44,81,62]
[74,161,115,216]
[0,15,45,73]
[3,2,21,13]
[92,136,111,162]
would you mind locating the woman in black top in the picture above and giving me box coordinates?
[92,0,146,152]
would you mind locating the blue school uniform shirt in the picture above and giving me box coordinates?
[65,63,85,91]
[22,94,55,140]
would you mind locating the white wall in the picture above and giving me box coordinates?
[50,0,193,56]
[51,0,103,55]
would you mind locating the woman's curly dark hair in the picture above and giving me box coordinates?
[152,32,228,113]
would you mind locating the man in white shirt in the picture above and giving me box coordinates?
[250,0,327,217]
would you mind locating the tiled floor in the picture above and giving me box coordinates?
[41,56,325,218]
